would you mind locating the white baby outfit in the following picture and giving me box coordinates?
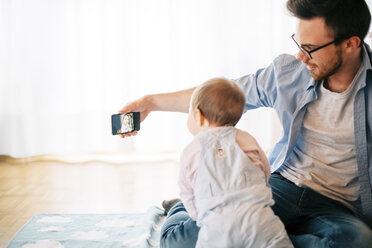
[179,126,293,248]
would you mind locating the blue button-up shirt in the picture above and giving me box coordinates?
[235,44,372,224]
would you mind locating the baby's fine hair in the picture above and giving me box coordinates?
[191,78,246,126]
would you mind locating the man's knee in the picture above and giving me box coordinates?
[333,220,372,248]
[290,214,372,248]
[160,221,199,248]
[160,215,199,248]
[160,228,180,248]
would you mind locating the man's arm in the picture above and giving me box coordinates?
[118,87,195,137]
[147,87,195,113]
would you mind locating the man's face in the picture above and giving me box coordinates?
[295,17,343,81]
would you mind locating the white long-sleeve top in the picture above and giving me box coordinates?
[178,126,270,220]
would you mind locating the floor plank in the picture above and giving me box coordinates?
[0,155,180,247]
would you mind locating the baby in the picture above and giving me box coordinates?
[179,78,293,247]
[121,113,133,133]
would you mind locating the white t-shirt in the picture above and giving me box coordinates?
[280,64,364,212]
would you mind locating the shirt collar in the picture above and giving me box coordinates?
[359,43,372,88]
[362,43,372,71]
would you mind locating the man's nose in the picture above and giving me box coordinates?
[296,50,310,63]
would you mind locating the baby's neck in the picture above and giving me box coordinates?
[195,124,233,135]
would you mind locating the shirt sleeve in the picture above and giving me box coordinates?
[233,64,277,110]
[233,54,301,112]
[178,138,202,220]
[236,129,271,181]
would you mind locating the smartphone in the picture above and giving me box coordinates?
[111,112,140,135]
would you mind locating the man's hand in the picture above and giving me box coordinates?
[118,95,152,138]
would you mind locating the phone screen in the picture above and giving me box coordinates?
[111,112,140,135]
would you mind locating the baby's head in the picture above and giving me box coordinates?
[187,77,245,135]
[122,114,130,124]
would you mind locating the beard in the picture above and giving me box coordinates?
[308,49,343,81]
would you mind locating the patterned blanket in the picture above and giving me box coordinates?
[7,206,166,248]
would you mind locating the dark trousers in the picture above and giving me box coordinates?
[160,173,372,248]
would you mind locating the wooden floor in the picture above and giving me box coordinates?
[0,154,180,248]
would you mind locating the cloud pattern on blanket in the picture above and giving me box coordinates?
[71,231,109,240]
[95,218,137,228]
[21,240,65,248]
[38,226,65,232]
[7,206,166,248]
[37,216,73,224]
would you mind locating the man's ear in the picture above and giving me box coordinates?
[195,109,205,126]
[344,36,362,50]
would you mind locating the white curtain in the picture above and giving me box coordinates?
[0,0,298,158]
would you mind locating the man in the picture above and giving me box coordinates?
[120,0,372,247]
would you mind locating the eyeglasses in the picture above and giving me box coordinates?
[291,34,342,59]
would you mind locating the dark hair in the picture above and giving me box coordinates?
[287,0,371,43]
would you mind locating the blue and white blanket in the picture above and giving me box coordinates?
[7,206,166,248]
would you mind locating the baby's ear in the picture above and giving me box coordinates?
[195,108,205,126]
